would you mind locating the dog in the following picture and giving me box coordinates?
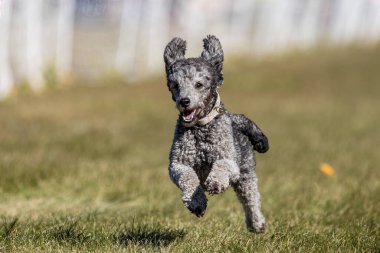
[164,35,269,233]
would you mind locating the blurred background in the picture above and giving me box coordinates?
[0,1,379,252]
[1,0,380,94]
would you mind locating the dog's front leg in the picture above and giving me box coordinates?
[204,159,240,195]
[169,163,207,217]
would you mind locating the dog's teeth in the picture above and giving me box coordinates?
[183,109,196,122]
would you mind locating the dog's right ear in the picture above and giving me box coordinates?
[164,37,186,73]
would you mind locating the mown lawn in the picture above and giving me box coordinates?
[0,46,379,252]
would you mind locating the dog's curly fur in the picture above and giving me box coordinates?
[164,35,269,233]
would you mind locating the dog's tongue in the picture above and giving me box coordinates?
[182,109,196,122]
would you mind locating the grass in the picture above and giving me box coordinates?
[0,45,379,252]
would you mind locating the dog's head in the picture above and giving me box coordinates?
[164,35,224,126]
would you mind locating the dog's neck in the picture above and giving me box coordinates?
[203,90,218,116]
[197,91,223,126]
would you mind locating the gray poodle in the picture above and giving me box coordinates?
[164,35,269,233]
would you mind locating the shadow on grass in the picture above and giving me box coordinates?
[115,225,186,247]
[49,219,186,248]
[0,218,18,240]
[50,220,91,246]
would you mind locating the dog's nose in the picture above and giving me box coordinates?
[180,98,191,107]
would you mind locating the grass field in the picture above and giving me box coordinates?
[0,45,379,252]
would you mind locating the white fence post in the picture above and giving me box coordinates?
[0,0,14,100]
[229,0,255,53]
[329,0,365,44]
[146,0,170,72]
[56,0,76,83]
[26,0,44,91]
[295,0,321,49]
[115,0,143,79]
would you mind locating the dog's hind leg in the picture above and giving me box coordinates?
[233,168,266,233]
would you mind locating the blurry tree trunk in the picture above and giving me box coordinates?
[56,0,75,83]
[0,0,14,99]
[26,0,44,91]
[115,0,143,79]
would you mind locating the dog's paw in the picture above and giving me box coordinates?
[186,202,207,217]
[204,175,229,195]
[253,137,269,153]
[247,222,266,234]
[183,187,207,217]
[246,212,266,233]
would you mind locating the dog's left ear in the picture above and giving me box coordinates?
[201,35,224,86]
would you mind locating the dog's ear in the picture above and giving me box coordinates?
[164,37,186,72]
[201,35,224,86]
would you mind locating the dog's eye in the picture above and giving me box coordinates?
[195,82,203,89]
[172,82,179,90]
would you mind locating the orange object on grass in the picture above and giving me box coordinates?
[320,163,335,176]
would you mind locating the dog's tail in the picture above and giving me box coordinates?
[231,114,269,153]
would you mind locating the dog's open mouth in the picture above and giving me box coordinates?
[182,108,200,122]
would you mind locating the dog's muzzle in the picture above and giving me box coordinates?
[182,92,223,127]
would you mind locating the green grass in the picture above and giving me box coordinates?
[0,45,379,252]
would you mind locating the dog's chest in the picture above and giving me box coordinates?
[190,115,235,166]
[194,127,218,164]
